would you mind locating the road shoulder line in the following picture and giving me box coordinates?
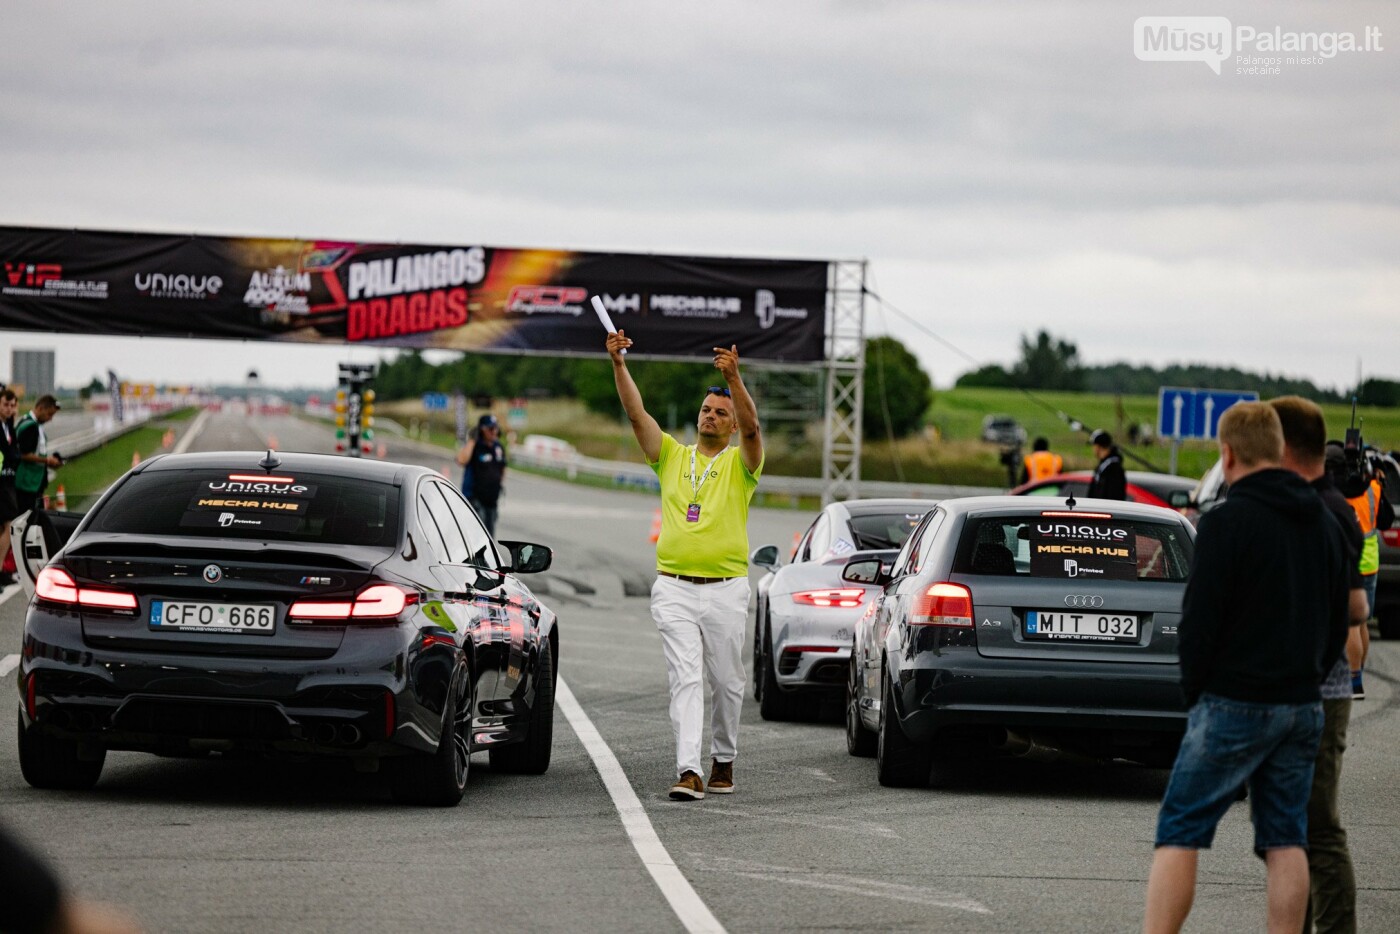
[555,677,726,934]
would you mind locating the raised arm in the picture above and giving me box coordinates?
[713,344,763,474]
[608,330,662,463]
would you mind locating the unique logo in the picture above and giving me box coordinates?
[203,564,223,583]
[1064,594,1105,608]
[134,272,223,300]
[218,513,236,528]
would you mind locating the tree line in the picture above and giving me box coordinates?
[954,330,1386,405]
[371,335,934,439]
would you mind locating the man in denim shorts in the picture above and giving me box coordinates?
[1144,402,1349,934]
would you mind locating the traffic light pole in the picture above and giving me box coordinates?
[334,363,378,457]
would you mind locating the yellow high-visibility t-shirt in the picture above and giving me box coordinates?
[649,433,762,578]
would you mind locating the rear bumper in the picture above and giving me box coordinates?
[769,602,861,692]
[18,608,445,757]
[891,648,1188,744]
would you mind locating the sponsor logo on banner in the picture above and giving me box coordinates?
[2,262,108,300]
[650,294,741,319]
[506,285,587,316]
[1028,520,1137,581]
[346,248,486,299]
[244,266,312,314]
[134,272,223,300]
[598,293,641,315]
[755,289,811,329]
[344,247,485,341]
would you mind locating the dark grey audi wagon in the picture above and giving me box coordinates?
[842,495,1196,787]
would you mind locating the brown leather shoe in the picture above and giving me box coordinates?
[707,759,734,794]
[669,771,705,800]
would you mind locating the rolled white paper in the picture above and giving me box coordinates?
[591,295,625,354]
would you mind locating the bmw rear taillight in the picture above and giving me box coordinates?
[35,567,139,611]
[288,583,418,622]
[791,589,864,608]
[909,582,974,627]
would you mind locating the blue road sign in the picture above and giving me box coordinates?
[1158,387,1259,440]
[422,392,450,412]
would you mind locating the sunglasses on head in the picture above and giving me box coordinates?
[705,386,732,398]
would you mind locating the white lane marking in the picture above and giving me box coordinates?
[691,855,991,915]
[173,409,213,454]
[0,582,24,608]
[0,654,19,677]
[555,677,726,934]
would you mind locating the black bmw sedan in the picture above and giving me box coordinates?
[16,450,558,806]
[843,495,1195,787]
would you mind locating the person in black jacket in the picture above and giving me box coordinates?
[1144,402,1349,934]
[1086,429,1126,500]
[1272,397,1368,933]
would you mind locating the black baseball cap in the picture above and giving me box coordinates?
[1089,429,1112,447]
[478,414,498,429]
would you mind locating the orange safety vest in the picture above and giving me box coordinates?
[1023,450,1064,483]
[1348,478,1381,575]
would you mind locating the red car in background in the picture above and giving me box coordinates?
[1011,470,1197,511]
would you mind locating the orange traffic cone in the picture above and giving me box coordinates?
[790,531,801,560]
[54,485,66,510]
[132,450,142,468]
[162,429,175,449]
[377,442,388,459]
[648,509,662,544]
[267,434,279,451]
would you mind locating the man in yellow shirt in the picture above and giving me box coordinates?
[607,330,764,801]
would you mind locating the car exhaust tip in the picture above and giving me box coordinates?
[310,722,337,745]
[338,724,362,746]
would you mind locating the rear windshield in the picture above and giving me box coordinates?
[89,469,401,547]
[848,511,930,550]
[955,515,1193,582]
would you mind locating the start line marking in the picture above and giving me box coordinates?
[555,677,726,934]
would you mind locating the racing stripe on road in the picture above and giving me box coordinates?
[556,677,726,934]
[173,408,213,454]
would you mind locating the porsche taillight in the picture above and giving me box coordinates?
[909,582,974,627]
[791,588,865,608]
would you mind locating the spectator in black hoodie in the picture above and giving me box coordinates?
[1087,429,1126,500]
[1144,402,1349,934]
[1272,396,1368,933]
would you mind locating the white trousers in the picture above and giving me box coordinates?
[650,575,750,778]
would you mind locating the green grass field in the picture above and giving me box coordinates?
[55,411,195,510]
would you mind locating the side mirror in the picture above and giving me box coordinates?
[1167,490,1191,510]
[499,540,553,574]
[842,558,886,586]
[750,544,781,571]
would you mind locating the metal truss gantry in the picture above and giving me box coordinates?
[821,260,867,504]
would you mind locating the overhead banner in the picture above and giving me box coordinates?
[0,226,829,362]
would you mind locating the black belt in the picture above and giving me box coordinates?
[658,571,739,585]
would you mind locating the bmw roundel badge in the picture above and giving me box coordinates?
[203,564,223,584]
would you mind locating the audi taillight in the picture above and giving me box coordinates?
[1382,529,1400,547]
[909,582,974,627]
[35,567,139,611]
[792,588,865,608]
[289,583,418,622]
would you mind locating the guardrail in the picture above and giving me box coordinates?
[50,412,156,459]
[508,449,1000,502]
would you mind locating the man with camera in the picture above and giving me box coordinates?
[14,394,63,518]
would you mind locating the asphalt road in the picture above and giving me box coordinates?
[3,411,1398,932]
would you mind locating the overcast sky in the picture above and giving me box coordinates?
[1,0,1395,392]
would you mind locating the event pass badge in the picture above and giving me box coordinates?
[686,503,702,522]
